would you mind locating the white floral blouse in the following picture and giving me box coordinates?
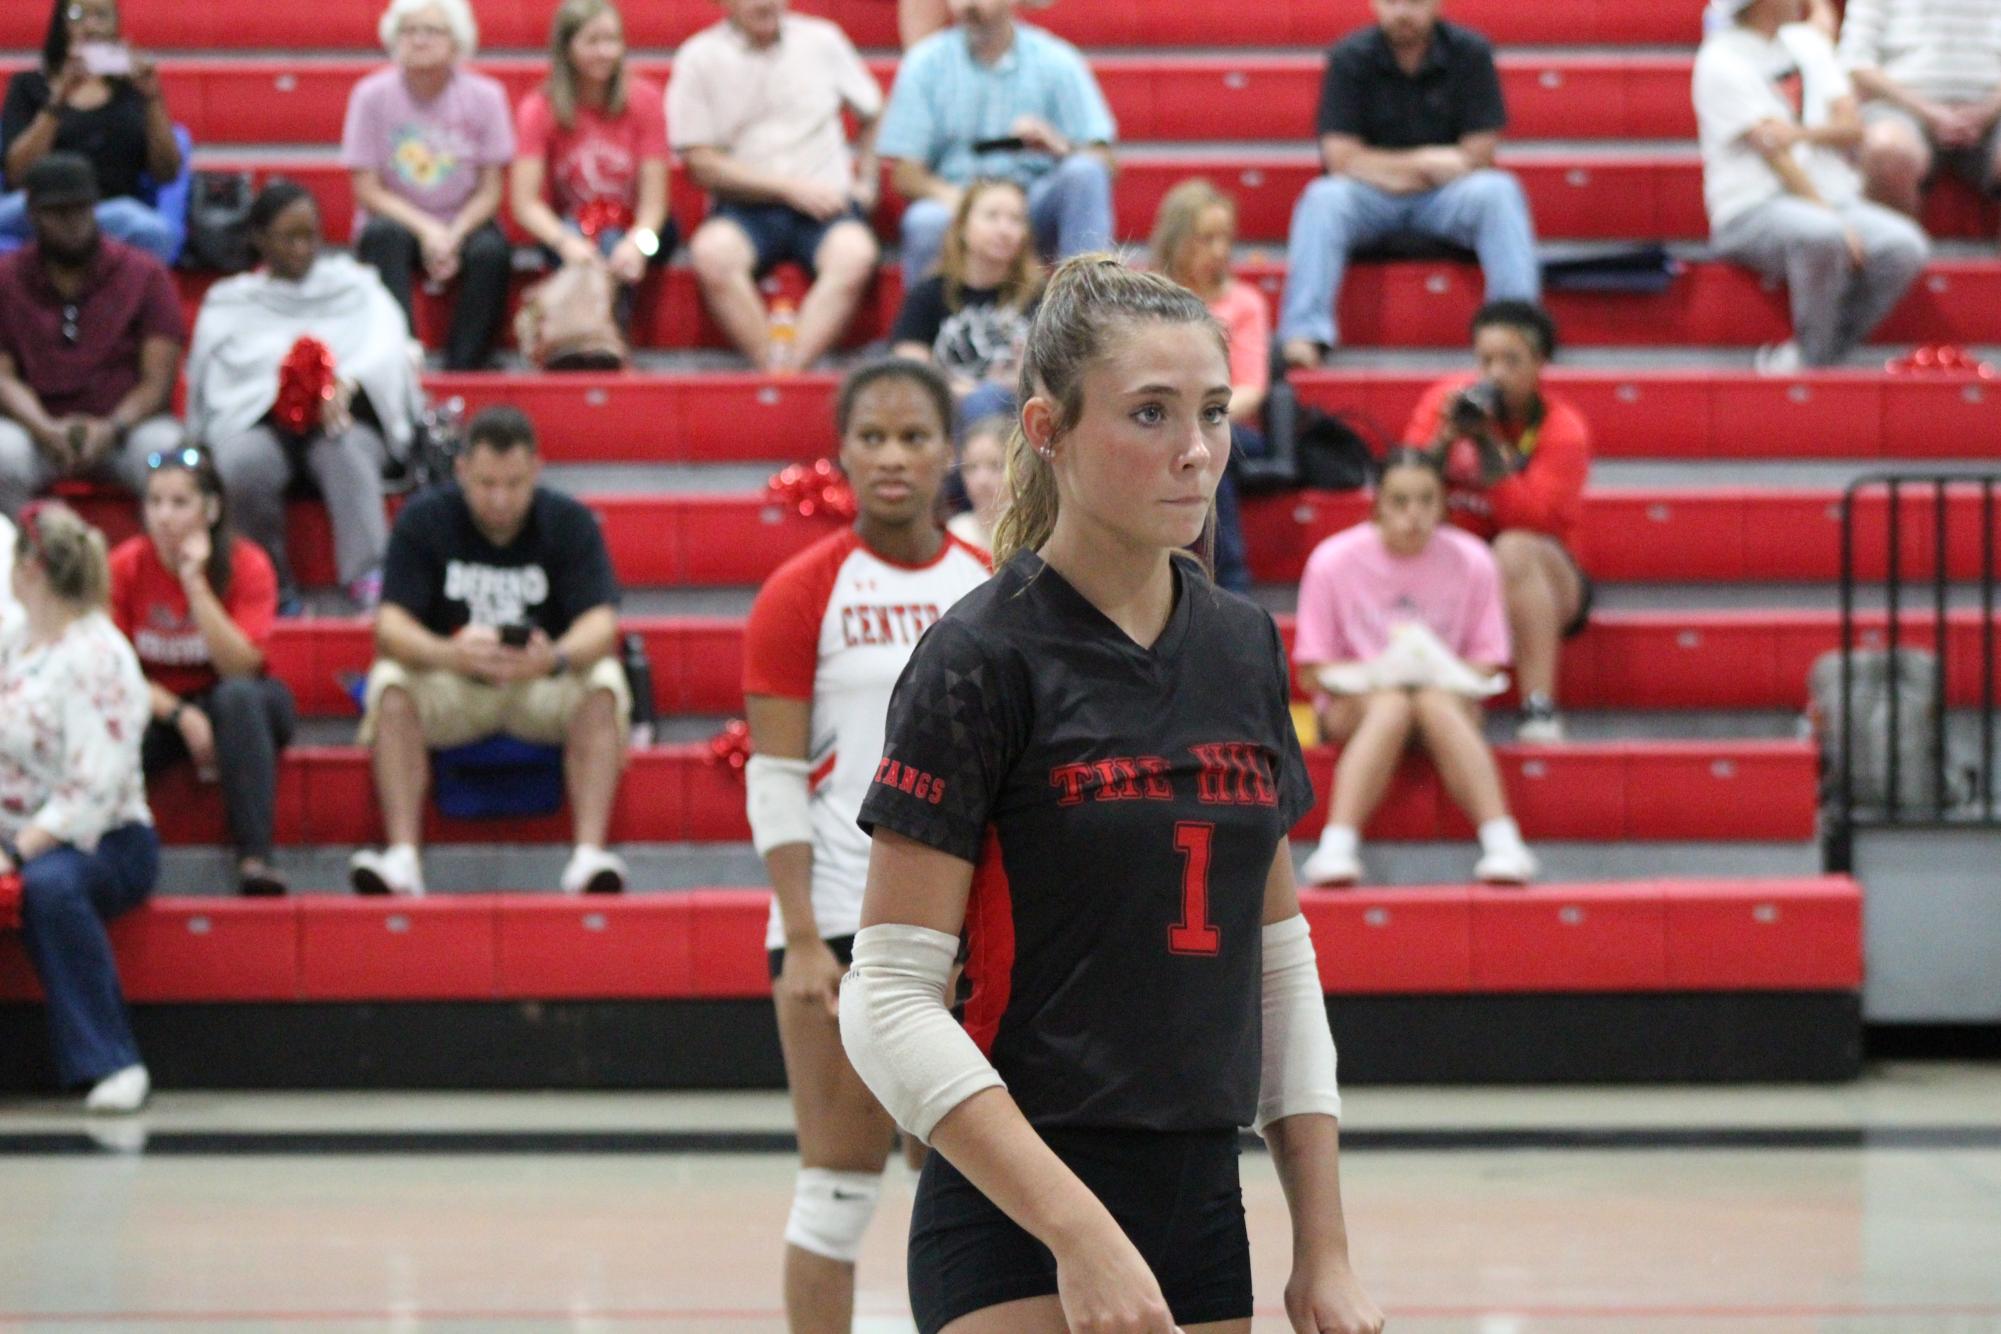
[0,607,153,850]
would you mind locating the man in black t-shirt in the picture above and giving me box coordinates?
[1276,0,1541,367]
[348,407,632,898]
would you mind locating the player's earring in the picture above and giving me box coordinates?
[1035,445,1055,461]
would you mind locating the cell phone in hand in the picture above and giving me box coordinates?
[499,623,533,648]
[972,135,1028,154]
[77,42,133,77]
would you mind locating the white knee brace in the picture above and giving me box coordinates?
[783,1168,881,1263]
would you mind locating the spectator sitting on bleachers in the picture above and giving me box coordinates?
[889,178,1040,421]
[510,0,671,323]
[1,501,158,1114]
[1277,0,1539,369]
[0,152,186,518]
[1697,0,1931,372]
[1150,177,1267,593]
[668,0,884,371]
[348,406,630,899]
[0,0,183,263]
[1838,0,2001,240]
[877,0,1117,287]
[1403,301,1590,744]
[110,446,295,898]
[343,0,515,371]
[186,181,412,613]
[945,412,1007,552]
[1293,447,1537,888]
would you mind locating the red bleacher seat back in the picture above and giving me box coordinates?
[1300,889,1474,995]
[1665,878,1863,991]
[113,899,300,1002]
[298,897,500,1000]
[497,897,696,1000]
[1471,884,1668,992]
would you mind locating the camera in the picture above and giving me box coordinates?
[1448,379,1504,433]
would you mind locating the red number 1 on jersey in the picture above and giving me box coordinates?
[1169,821,1221,956]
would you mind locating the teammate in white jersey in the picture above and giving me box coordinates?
[742,359,989,1333]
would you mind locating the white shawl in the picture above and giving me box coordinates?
[185,252,421,458]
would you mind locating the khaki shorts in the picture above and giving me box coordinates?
[359,656,632,748]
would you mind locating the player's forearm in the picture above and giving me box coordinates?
[1267,1112,1357,1265]
[763,843,821,944]
[926,1087,1123,1253]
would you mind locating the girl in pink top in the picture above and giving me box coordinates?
[1151,178,1266,591]
[1291,448,1537,887]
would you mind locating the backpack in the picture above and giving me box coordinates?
[1808,648,1969,813]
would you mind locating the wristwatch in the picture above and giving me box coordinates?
[549,648,573,678]
[629,227,660,259]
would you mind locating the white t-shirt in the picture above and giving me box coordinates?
[742,528,990,949]
[1695,22,1861,229]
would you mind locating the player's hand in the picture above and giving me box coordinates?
[787,180,851,222]
[606,236,646,285]
[1010,115,1072,158]
[778,936,846,1018]
[176,526,212,586]
[1053,1224,1179,1332]
[507,628,558,681]
[1285,1253,1384,1334]
[420,222,461,283]
[74,418,120,469]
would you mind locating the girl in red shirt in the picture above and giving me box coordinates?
[1404,300,1593,743]
[108,446,295,896]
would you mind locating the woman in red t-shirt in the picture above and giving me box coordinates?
[1405,301,1593,744]
[508,0,672,308]
[108,446,295,896]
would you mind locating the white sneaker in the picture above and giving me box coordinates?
[1300,830,1362,887]
[560,846,627,896]
[1516,714,1567,744]
[349,846,425,897]
[1754,340,1804,376]
[84,1064,150,1115]
[1475,843,1540,885]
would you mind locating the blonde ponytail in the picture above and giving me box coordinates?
[19,501,110,608]
[988,253,1229,572]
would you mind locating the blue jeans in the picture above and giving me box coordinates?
[17,823,160,1087]
[899,153,1114,286]
[0,193,180,264]
[1278,169,1540,348]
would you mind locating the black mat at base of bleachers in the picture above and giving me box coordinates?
[0,993,1863,1091]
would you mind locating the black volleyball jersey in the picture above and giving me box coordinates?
[857,551,1315,1132]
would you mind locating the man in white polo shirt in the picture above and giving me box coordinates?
[1838,0,2001,237]
[1695,0,1930,371]
[668,0,885,371]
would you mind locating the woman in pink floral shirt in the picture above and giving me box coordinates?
[1,501,157,1114]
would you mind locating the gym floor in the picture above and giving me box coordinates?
[5,1064,2001,1333]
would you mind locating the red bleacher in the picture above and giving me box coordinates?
[0,881,1864,1004]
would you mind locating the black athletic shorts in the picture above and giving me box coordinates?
[907,1126,1251,1333]
[1559,541,1595,639]
[767,933,856,980]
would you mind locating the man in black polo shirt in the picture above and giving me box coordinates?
[1278,0,1540,367]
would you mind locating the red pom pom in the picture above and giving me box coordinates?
[0,871,21,933]
[1885,344,1995,378]
[708,719,754,776]
[575,198,635,244]
[766,459,857,521]
[273,337,337,436]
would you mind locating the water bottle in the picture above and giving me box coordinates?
[766,298,798,372]
[622,633,657,749]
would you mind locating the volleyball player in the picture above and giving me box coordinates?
[841,257,1384,1334]
[742,359,991,1333]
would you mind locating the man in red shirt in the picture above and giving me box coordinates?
[1404,300,1591,742]
[0,153,186,517]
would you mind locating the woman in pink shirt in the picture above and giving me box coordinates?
[1151,178,1266,591]
[509,0,672,314]
[1291,448,1537,887]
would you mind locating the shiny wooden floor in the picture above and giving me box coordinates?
[4,1068,2000,1333]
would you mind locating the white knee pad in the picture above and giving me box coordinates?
[783,1168,881,1263]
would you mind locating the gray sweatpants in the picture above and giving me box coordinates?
[0,414,184,517]
[1711,195,1930,367]
[211,421,389,595]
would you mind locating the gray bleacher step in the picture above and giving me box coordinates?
[541,462,778,493]
[154,838,1822,898]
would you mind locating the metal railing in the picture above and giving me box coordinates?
[1826,472,2000,873]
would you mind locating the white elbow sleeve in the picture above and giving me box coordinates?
[839,923,1006,1144]
[745,754,814,856]
[1255,914,1342,1136]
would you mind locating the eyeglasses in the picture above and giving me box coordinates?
[398,22,453,38]
[60,303,79,346]
[147,446,210,471]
